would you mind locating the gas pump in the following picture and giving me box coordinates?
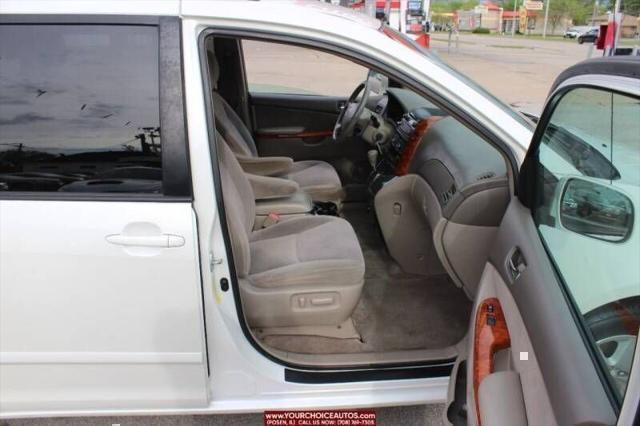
[406,0,426,33]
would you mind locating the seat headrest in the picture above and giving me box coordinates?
[207,49,220,89]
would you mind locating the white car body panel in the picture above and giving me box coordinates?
[5,0,636,420]
[0,0,181,16]
[0,201,208,414]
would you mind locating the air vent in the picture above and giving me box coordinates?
[476,172,496,181]
[441,184,457,205]
[405,112,417,125]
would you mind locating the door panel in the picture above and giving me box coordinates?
[467,255,557,426]
[0,201,208,413]
[465,200,616,425]
[459,63,640,426]
[250,93,359,162]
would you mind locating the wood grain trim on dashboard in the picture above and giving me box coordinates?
[473,297,511,426]
[255,130,333,140]
[395,116,442,176]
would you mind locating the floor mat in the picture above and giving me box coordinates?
[260,204,472,355]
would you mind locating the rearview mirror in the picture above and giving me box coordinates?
[367,70,388,96]
[560,178,634,242]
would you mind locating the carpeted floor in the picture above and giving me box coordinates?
[261,204,472,355]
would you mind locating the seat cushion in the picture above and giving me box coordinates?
[248,215,364,289]
[283,160,344,204]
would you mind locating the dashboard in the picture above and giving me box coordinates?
[364,88,508,220]
[369,87,511,298]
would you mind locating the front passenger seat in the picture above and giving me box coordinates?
[216,132,365,328]
[208,51,344,205]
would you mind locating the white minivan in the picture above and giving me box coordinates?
[1,1,639,424]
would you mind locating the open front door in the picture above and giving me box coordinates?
[450,58,640,426]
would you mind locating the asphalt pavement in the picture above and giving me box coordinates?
[430,32,604,114]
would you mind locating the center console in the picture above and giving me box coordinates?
[254,193,340,230]
[368,107,433,194]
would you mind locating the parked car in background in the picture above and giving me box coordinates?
[564,27,583,38]
[579,28,600,44]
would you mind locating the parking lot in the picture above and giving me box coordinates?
[430,33,606,114]
[244,32,611,116]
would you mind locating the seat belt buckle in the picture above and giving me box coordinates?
[262,212,280,228]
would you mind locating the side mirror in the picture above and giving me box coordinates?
[559,178,634,242]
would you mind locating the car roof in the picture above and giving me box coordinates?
[183,0,381,30]
[0,0,382,33]
[551,56,640,93]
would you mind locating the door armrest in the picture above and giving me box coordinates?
[478,371,527,426]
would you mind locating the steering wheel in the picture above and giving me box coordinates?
[333,73,372,143]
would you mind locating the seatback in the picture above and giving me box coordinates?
[217,132,255,277]
[212,92,258,157]
[207,49,258,158]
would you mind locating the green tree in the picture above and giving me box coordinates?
[501,0,519,11]
[547,0,590,32]
[431,0,478,13]
[622,0,640,16]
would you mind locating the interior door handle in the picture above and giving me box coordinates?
[507,247,527,281]
[105,234,185,248]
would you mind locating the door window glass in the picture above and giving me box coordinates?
[532,87,640,401]
[0,25,162,194]
[242,40,368,96]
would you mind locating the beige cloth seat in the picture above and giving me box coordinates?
[217,132,365,328]
[208,50,344,204]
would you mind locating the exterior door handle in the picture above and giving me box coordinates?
[105,234,185,248]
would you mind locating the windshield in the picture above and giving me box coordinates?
[381,25,535,130]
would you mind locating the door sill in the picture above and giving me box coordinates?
[285,359,455,384]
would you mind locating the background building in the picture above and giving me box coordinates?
[590,14,640,38]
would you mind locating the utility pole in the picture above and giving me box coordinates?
[590,0,598,26]
[542,0,551,38]
[607,0,622,56]
[512,0,519,36]
[587,0,598,57]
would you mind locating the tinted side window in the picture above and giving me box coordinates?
[0,25,162,194]
[533,87,640,402]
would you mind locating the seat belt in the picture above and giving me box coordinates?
[262,212,281,228]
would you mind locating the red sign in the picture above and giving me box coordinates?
[597,24,608,50]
